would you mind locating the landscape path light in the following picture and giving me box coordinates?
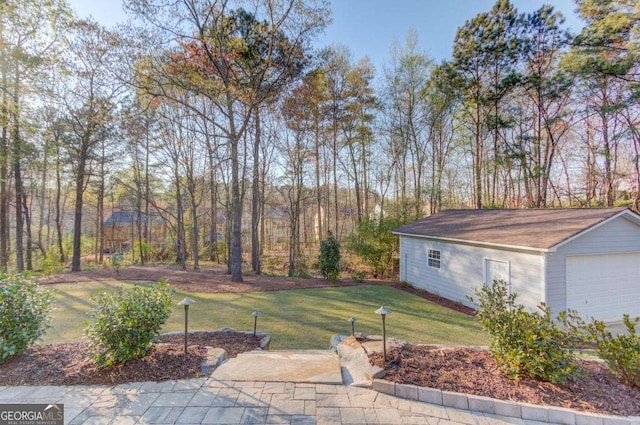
[348,317,357,336]
[252,311,262,337]
[375,306,392,362]
[178,297,195,354]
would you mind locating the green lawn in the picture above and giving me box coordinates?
[44,282,488,349]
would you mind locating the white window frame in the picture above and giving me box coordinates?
[428,249,441,269]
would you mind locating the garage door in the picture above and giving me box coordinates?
[566,253,640,322]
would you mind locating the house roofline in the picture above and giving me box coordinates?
[394,208,640,253]
[392,231,550,253]
[548,208,640,252]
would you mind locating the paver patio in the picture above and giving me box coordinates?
[0,378,533,424]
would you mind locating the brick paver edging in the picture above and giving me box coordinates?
[372,379,640,425]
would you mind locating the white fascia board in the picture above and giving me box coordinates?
[548,209,639,252]
[392,231,549,253]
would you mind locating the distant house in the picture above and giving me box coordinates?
[103,211,167,253]
[393,207,640,322]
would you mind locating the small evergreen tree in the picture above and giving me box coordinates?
[347,217,404,278]
[319,232,341,280]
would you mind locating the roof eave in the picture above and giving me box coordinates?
[392,231,550,253]
[548,208,639,252]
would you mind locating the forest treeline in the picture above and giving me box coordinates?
[0,0,638,279]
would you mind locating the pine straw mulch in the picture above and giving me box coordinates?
[369,345,640,417]
[38,264,389,294]
[155,331,261,358]
[0,331,261,386]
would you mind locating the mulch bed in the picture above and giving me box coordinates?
[389,283,476,316]
[156,331,261,358]
[38,264,389,294]
[370,345,640,417]
[0,331,261,386]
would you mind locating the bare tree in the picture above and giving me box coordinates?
[59,19,125,272]
[125,0,328,282]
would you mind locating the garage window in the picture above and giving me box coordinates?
[428,249,441,269]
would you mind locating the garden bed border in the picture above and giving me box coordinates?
[158,328,271,374]
[372,378,640,425]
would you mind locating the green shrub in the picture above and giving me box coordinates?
[39,252,64,276]
[0,275,53,363]
[351,271,366,283]
[588,315,640,387]
[110,252,124,274]
[346,216,405,278]
[133,240,152,263]
[319,232,341,280]
[85,280,175,367]
[471,280,586,384]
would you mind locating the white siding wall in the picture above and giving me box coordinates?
[400,236,545,310]
[545,216,640,314]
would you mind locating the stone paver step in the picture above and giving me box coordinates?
[237,349,336,360]
[212,350,343,384]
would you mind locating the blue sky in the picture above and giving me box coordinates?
[69,0,582,72]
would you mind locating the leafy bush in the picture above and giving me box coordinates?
[110,252,124,274]
[588,315,640,387]
[346,217,405,278]
[351,271,366,283]
[133,240,152,263]
[471,280,586,384]
[39,252,64,276]
[85,280,175,367]
[0,275,54,363]
[319,232,341,280]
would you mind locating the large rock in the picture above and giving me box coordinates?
[330,334,347,352]
[201,347,227,374]
[337,336,385,388]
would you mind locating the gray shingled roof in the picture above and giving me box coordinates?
[393,207,634,250]
[104,211,164,226]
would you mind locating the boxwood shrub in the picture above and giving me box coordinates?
[85,279,174,367]
[0,274,53,363]
[471,280,586,384]
[589,315,640,388]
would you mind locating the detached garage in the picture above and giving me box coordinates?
[393,207,640,322]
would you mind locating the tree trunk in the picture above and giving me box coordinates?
[144,130,150,258]
[227,94,243,282]
[55,139,65,264]
[23,192,32,271]
[207,145,219,263]
[251,109,261,273]
[174,166,187,270]
[348,142,362,224]
[71,147,87,272]
[190,190,199,271]
[37,139,48,258]
[96,142,105,264]
[361,137,369,221]
[11,67,24,272]
[332,121,339,237]
[13,140,23,272]
[314,123,323,242]
[474,101,483,209]
[225,195,232,274]
[0,66,8,271]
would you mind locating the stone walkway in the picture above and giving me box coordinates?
[212,351,343,384]
[0,378,535,425]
